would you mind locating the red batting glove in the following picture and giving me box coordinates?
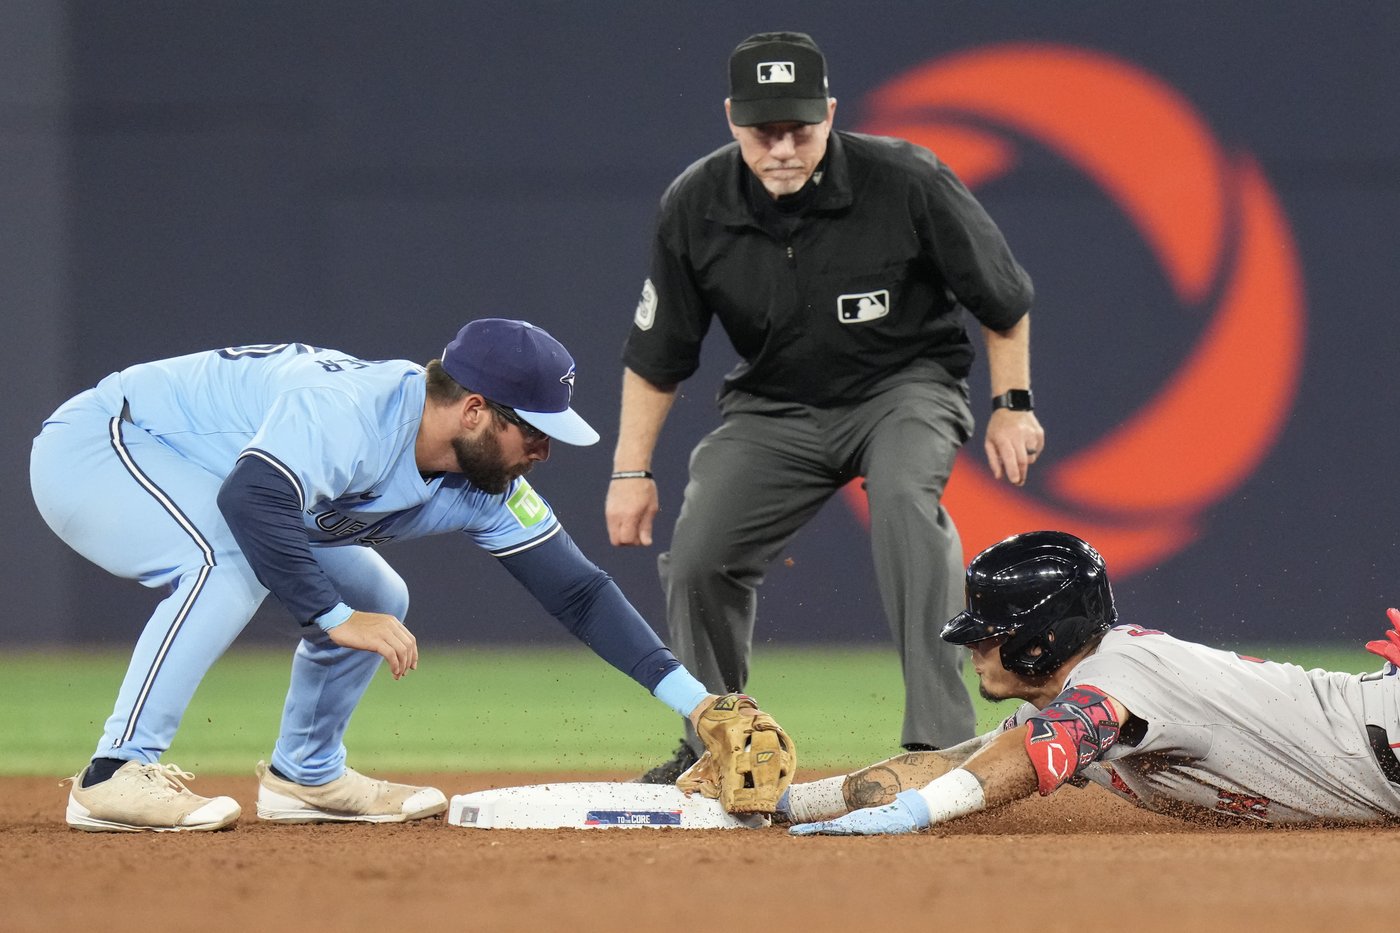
[1363,607,1400,666]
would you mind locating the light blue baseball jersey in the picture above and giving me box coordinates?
[115,342,557,555]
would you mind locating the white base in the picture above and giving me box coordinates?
[447,782,768,830]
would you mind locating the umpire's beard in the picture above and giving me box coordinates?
[452,428,528,495]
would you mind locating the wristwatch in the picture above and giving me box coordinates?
[991,389,1034,412]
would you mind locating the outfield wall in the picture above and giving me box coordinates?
[3,3,1397,647]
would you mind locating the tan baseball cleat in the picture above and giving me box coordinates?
[63,761,241,833]
[254,760,447,823]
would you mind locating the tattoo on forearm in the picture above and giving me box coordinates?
[841,733,999,809]
[847,766,902,808]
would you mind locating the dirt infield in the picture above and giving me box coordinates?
[3,771,1395,933]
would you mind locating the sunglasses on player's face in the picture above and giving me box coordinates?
[486,400,549,446]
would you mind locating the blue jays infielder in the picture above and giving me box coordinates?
[31,318,723,832]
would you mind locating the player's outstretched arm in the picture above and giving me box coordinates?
[497,529,793,816]
[326,610,419,680]
[789,727,1031,836]
[779,731,997,824]
[791,690,1129,835]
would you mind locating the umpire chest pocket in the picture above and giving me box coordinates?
[810,262,919,328]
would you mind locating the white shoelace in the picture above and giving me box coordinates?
[136,762,198,791]
[61,761,198,792]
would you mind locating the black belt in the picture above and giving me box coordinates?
[1367,725,1400,785]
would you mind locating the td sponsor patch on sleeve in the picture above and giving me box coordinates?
[506,480,549,528]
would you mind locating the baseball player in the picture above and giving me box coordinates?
[31,319,737,832]
[783,531,1400,834]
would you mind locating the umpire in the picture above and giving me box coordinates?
[607,31,1043,781]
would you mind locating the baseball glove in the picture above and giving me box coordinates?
[677,693,796,814]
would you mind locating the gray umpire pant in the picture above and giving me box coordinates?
[661,380,978,754]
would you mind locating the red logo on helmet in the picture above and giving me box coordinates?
[846,44,1306,574]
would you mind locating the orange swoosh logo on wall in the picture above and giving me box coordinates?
[845,44,1306,575]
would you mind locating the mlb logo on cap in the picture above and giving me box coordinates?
[757,61,796,84]
[728,32,829,126]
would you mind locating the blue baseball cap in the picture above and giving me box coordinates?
[441,319,600,446]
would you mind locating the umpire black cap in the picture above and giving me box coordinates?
[727,32,830,126]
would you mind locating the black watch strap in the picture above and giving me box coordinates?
[992,389,1034,412]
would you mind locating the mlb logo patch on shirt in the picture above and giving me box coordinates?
[837,289,890,323]
[757,61,795,84]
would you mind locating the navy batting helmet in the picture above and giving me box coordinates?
[941,531,1117,677]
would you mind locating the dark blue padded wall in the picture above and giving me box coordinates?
[5,3,1397,647]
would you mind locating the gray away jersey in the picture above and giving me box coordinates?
[1005,625,1400,824]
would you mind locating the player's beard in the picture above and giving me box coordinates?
[451,428,530,495]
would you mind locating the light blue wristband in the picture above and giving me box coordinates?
[894,788,933,828]
[313,602,354,632]
[653,668,711,718]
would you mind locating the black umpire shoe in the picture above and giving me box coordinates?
[635,739,699,784]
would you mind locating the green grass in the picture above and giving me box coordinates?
[0,644,1379,776]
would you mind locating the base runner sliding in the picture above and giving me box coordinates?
[784,531,1400,834]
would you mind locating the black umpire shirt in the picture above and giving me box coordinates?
[623,131,1034,407]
